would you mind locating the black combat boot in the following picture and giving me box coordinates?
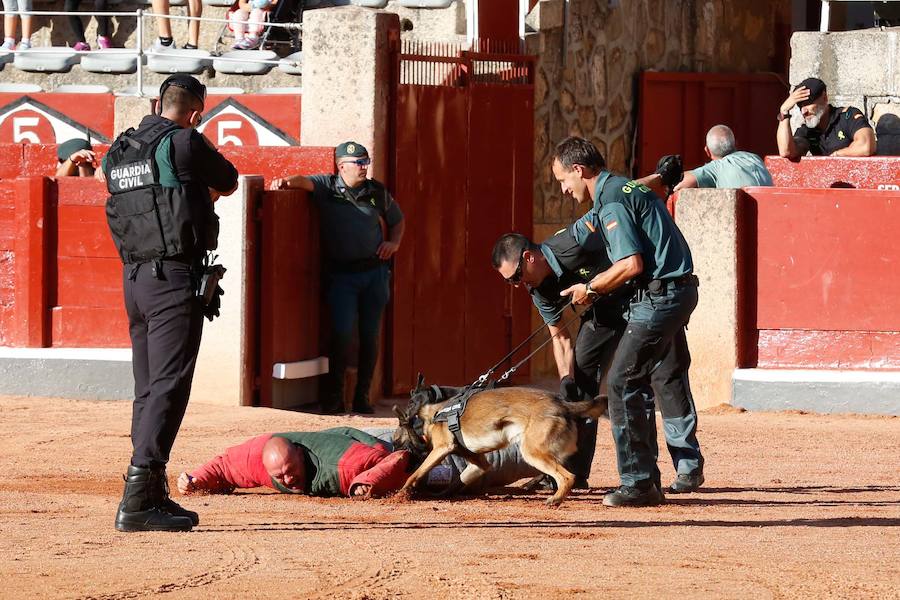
[352,391,375,414]
[151,466,200,526]
[114,465,193,532]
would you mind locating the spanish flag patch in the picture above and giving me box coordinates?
[605,220,618,231]
[584,220,596,233]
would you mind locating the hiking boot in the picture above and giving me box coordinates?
[151,466,199,526]
[115,465,193,532]
[668,471,705,494]
[602,484,665,507]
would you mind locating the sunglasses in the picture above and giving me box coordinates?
[341,158,371,167]
[505,250,525,285]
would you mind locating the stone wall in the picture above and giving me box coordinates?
[526,0,789,379]
[790,29,900,128]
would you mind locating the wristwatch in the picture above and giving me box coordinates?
[584,282,599,301]
[777,111,791,122]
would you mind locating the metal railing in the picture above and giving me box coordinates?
[0,9,303,96]
[819,0,900,32]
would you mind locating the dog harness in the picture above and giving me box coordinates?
[430,382,494,449]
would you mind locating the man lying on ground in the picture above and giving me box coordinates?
[177,425,544,500]
[177,427,410,499]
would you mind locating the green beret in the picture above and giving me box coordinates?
[57,138,92,161]
[335,141,368,159]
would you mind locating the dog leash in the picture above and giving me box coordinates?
[472,304,585,386]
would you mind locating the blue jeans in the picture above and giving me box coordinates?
[324,264,390,408]
[607,282,700,488]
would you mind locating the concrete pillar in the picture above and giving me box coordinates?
[299,6,400,182]
[675,188,745,409]
[192,176,260,406]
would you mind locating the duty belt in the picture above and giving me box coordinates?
[327,257,383,273]
[647,273,699,293]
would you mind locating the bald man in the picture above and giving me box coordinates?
[177,427,410,499]
[640,125,772,191]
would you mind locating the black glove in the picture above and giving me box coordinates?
[655,154,683,189]
[203,284,223,322]
[559,376,583,402]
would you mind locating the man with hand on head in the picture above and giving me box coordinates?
[270,142,404,415]
[55,138,97,177]
[777,77,875,159]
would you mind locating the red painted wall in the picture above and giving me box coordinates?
[746,186,900,369]
[765,156,900,190]
[0,144,334,349]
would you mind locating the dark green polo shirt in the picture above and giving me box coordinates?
[572,172,692,281]
[307,175,403,265]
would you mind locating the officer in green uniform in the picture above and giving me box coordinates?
[777,77,875,159]
[271,142,404,415]
[552,136,703,507]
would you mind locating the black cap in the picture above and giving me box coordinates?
[159,74,207,105]
[57,137,92,161]
[795,77,826,107]
[335,141,369,159]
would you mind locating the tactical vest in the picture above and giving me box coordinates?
[538,227,634,313]
[542,227,611,289]
[104,120,218,265]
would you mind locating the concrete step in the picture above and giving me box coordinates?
[0,347,133,400]
[733,368,900,416]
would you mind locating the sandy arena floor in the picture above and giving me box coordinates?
[1,395,898,599]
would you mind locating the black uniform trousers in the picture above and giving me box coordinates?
[564,309,625,480]
[124,259,204,469]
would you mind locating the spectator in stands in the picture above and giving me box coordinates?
[640,125,773,191]
[1,0,34,50]
[151,0,203,50]
[777,77,875,159]
[64,0,112,50]
[55,138,97,177]
[228,0,276,50]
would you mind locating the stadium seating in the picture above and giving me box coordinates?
[213,49,278,74]
[14,48,79,73]
[80,50,140,75]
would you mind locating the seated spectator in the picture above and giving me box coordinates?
[151,0,203,50]
[64,0,112,50]
[777,77,875,159]
[55,138,97,177]
[228,0,277,50]
[640,125,773,191]
[1,0,33,50]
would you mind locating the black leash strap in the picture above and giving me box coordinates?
[495,307,585,383]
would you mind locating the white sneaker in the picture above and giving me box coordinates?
[151,38,175,51]
[18,39,31,50]
[0,39,15,51]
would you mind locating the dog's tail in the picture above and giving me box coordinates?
[561,395,609,420]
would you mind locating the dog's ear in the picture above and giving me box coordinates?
[392,405,406,421]
[416,372,425,391]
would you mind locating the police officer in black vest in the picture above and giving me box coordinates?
[491,229,634,487]
[103,74,238,531]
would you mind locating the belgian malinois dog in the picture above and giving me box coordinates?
[393,374,607,506]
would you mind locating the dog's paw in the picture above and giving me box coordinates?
[544,495,565,508]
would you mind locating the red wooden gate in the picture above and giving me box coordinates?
[389,41,535,394]
[636,72,785,178]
